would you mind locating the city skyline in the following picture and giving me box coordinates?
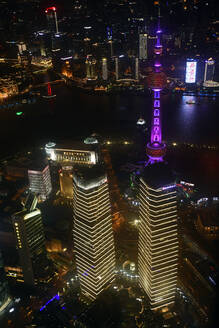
[0,1,218,327]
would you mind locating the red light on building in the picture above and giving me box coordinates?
[45,6,57,13]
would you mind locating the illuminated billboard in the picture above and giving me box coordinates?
[185,60,197,83]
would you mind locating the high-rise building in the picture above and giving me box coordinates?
[204,58,215,83]
[86,55,97,80]
[138,164,178,310]
[28,163,52,201]
[115,57,119,80]
[0,251,11,313]
[12,194,51,286]
[102,58,108,81]
[73,165,116,300]
[138,14,178,311]
[45,6,59,34]
[59,166,74,199]
[135,57,139,80]
[185,59,197,84]
[139,34,148,60]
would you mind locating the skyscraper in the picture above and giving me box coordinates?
[204,58,215,82]
[139,34,148,60]
[45,6,59,34]
[73,165,115,300]
[85,55,97,80]
[138,165,178,310]
[0,251,11,313]
[12,194,50,286]
[138,14,178,310]
[28,163,52,202]
[59,166,74,199]
[102,58,108,81]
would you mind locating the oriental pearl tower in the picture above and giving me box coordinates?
[146,11,167,165]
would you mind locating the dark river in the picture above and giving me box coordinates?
[0,83,218,156]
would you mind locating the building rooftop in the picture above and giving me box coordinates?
[141,163,175,189]
[45,140,98,152]
[73,164,106,190]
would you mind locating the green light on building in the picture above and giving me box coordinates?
[16,112,23,116]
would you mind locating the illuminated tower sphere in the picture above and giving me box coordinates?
[73,165,116,300]
[0,251,11,313]
[138,164,178,310]
[12,194,51,286]
[146,26,167,164]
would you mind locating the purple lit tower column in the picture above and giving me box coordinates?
[146,24,166,165]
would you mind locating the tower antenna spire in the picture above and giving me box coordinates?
[146,6,166,165]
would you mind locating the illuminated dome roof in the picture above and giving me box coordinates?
[45,142,56,148]
[137,118,146,125]
[84,137,98,144]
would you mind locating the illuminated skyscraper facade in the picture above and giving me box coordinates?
[59,166,74,199]
[86,55,97,80]
[0,251,11,313]
[102,58,108,81]
[138,14,178,311]
[139,34,148,60]
[28,163,52,201]
[12,194,50,286]
[138,164,178,310]
[73,165,115,300]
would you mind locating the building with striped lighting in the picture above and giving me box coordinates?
[73,165,115,300]
[138,163,178,310]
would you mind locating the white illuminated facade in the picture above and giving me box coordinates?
[73,166,116,300]
[138,164,178,310]
[28,164,52,201]
[139,34,148,60]
[12,194,48,286]
[45,142,98,165]
[102,58,108,80]
[185,59,197,84]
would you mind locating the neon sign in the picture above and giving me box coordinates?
[185,60,197,83]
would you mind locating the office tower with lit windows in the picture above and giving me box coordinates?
[102,58,108,81]
[12,194,50,286]
[138,13,178,310]
[59,166,74,199]
[86,55,97,80]
[28,163,52,202]
[73,165,115,300]
[0,251,11,313]
[139,34,148,60]
[138,164,178,310]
